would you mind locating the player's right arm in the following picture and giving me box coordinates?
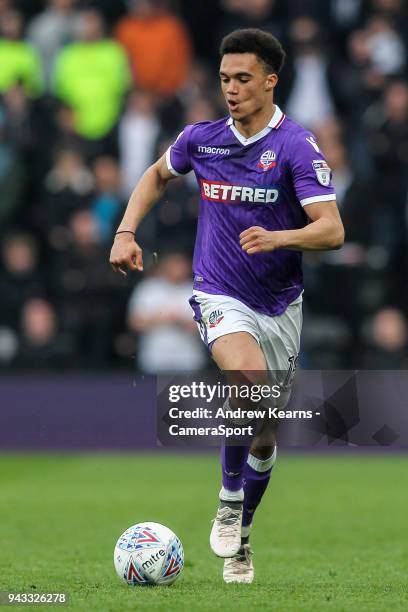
[109,155,175,276]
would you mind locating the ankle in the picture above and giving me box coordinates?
[219,486,244,502]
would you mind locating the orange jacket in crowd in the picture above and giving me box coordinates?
[115,14,192,95]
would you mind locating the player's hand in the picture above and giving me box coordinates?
[239,226,283,254]
[110,234,143,276]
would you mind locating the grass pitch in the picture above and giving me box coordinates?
[0,452,407,611]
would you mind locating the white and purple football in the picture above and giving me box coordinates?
[114,522,184,586]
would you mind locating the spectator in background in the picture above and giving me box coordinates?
[38,146,94,233]
[127,252,207,373]
[218,0,285,41]
[327,0,367,50]
[51,209,118,367]
[364,80,408,302]
[178,0,225,68]
[159,61,219,136]
[361,307,408,368]
[370,0,408,41]
[13,297,72,370]
[181,61,221,108]
[364,14,406,76]
[285,17,336,130]
[0,82,52,197]
[85,0,127,25]
[0,9,43,97]
[91,155,124,242]
[115,0,192,96]
[303,128,374,361]
[0,232,44,330]
[152,96,219,254]
[26,0,80,88]
[118,89,160,198]
[0,97,25,227]
[331,28,383,125]
[328,22,402,176]
[332,13,406,126]
[0,0,16,20]
[52,8,131,142]
[0,325,18,367]
[365,80,408,185]
[153,168,199,254]
[2,83,38,162]
[12,0,43,21]
[316,122,373,247]
[47,102,83,156]
[0,0,12,17]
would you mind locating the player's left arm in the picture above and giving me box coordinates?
[241,130,344,254]
[240,200,345,253]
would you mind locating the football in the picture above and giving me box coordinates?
[113,522,184,586]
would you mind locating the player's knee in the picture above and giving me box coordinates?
[223,369,269,412]
[250,444,275,460]
[227,368,269,390]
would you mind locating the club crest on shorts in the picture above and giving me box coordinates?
[208,309,224,328]
[258,150,277,171]
[312,160,331,186]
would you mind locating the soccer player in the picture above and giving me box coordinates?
[110,28,344,583]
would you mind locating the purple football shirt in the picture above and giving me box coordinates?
[166,105,336,316]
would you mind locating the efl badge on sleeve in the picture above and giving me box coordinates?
[312,160,331,186]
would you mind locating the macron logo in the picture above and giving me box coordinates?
[198,145,230,155]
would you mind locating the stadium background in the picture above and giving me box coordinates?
[0,1,407,610]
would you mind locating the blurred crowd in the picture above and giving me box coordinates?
[0,0,407,372]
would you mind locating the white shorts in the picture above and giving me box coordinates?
[190,290,303,381]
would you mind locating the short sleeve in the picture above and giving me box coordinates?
[288,131,336,207]
[165,125,194,176]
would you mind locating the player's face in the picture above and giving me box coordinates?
[219,53,277,123]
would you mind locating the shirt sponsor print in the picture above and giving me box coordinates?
[200,179,279,204]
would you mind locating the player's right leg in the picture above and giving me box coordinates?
[189,292,269,562]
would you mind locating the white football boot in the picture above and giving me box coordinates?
[210,502,242,558]
[223,544,254,583]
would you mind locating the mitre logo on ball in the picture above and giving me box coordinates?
[114,522,184,586]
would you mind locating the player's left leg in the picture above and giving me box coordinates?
[210,331,268,558]
[242,441,277,541]
[223,432,276,583]
[224,296,302,583]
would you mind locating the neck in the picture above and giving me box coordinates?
[233,102,276,138]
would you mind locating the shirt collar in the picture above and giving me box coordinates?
[226,105,285,129]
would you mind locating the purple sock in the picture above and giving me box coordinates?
[221,445,250,492]
[242,451,276,527]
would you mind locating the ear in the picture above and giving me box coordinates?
[265,73,278,91]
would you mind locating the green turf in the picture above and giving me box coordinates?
[0,452,407,611]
